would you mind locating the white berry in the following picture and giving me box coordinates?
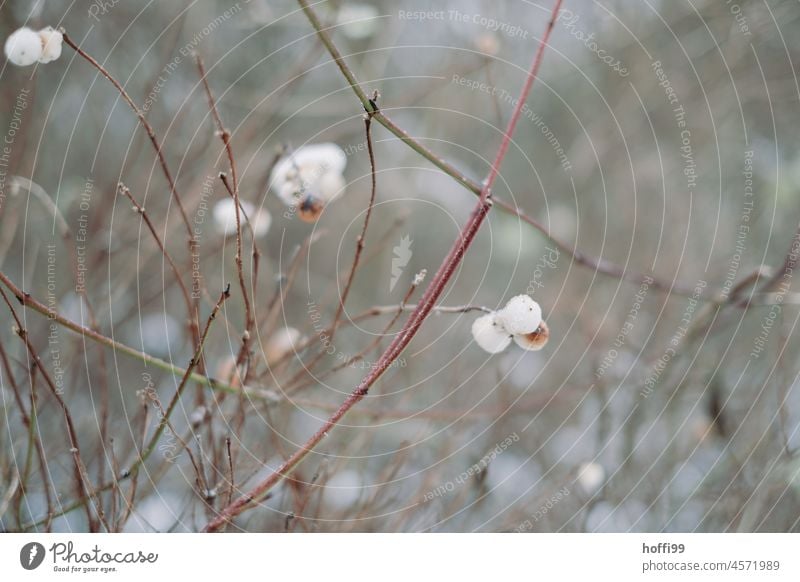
[497,294,542,335]
[213,198,271,238]
[317,169,346,203]
[576,462,605,496]
[38,27,63,64]
[471,313,512,354]
[271,143,347,207]
[4,28,43,67]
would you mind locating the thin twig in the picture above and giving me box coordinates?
[225,437,234,508]
[0,342,54,528]
[758,224,800,295]
[0,286,109,532]
[127,285,231,478]
[195,56,254,367]
[13,175,114,498]
[119,183,200,345]
[62,32,192,236]
[285,108,381,385]
[0,269,265,398]
[261,230,326,338]
[284,275,426,395]
[329,95,380,342]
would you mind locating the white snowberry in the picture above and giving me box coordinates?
[4,28,43,67]
[471,313,512,354]
[271,143,347,208]
[576,462,605,496]
[212,198,271,238]
[37,27,63,64]
[497,294,542,335]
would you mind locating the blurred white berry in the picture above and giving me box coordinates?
[271,143,347,208]
[4,27,43,67]
[513,320,550,351]
[215,355,243,389]
[576,462,606,496]
[323,469,364,511]
[188,405,208,426]
[475,33,500,55]
[336,3,380,40]
[497,294,542,335]
[264,326,302,364]
[317,170,346,202]
[471,312,512,354]
[212,198,271,238]
[37,27,63,63]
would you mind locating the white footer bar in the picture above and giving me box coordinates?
[1,533,797,581]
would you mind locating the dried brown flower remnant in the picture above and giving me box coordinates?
[513,321,550,351]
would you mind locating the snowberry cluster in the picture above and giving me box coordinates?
[4,27,63,67]
[471,294,550,354]
[270,143,347,223]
